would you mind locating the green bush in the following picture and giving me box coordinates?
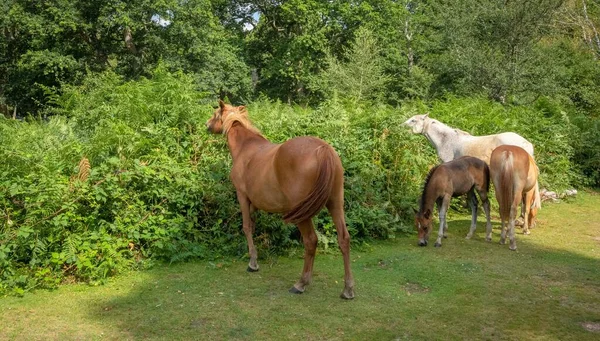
[0,69,581,295]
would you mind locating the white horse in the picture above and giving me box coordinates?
[403,113,541,222]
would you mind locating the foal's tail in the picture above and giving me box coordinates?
[498,151,515,221]
[283,145,336,224]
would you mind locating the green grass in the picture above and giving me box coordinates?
[1,192,599,340]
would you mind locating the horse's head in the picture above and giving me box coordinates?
[402,113,429,134]
[414,208,432,246]
[206,100,246,134]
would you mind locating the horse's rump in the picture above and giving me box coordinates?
[283,145,337,224]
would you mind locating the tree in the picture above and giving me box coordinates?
[310,27,389,102]
[427,0,564,103]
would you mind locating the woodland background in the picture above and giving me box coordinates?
[1,0,599,295]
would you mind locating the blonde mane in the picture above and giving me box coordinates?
[221,107,263,137]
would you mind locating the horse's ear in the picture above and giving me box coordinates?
[424,112,430,118]
[219,99,226,110]
[237,105,246,113]
[412,207,419,215]
[424,209,432,219]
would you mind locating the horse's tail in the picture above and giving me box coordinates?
[532,162,542,209]
[283,145,336,224]
[483,162,491,193]
[498,151,515,221]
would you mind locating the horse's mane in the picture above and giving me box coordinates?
[454,128,471,136]
[427,117,472,136]
[419,164,440,212]
[221,107,264,137]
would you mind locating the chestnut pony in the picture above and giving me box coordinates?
[206,101,354,299]
[415,156,492,247]
[489,145,541,251]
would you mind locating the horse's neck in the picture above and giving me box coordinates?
[226,123,269,163]
[423,120,459,162]
[419,184,438,214]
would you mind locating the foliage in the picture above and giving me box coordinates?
[309,27,390,103]
[0,0,251,114]
[1,1,600,295]
[0,67,583,295]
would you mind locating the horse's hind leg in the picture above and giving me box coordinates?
[236,192,259,272]
[499,219,507,245]
[509,195,520,251]
[478,190,493,242]
[327,201,355,299]
[465,190,479,239]
[522,190,533,235]
[290,219,318,295]
[435,195,450,247]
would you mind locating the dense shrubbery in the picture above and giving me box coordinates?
[0,69,582,295]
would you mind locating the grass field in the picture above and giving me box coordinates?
[1,192,599,340]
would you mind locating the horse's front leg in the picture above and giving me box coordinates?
[435,196,450,247]
[236,192,259,272]
[290,219,318,295]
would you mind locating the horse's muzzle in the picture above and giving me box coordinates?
[418,240,428,247]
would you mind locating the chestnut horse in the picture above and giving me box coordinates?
[206,100,354,299]
[489,145,541,251]
[415,156,492,247]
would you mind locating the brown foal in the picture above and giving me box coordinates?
[206,100,354,299]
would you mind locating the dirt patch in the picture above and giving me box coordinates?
[403,282,430,295]
[581,322,600,333]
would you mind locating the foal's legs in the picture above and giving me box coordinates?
[479,190,493,242]
[465,190,479,239]
[435,195,451,247]
[468,186,493,242]
[290,219,318,294]
[236,191,259,271]
[327,202,355,299]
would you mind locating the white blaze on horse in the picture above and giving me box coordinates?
[403,113,541,220]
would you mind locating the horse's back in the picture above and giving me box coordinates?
[496,132,534,155]
[444,156,489,193]
[461,132,533,163]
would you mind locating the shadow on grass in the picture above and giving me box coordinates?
[85,199,600,340]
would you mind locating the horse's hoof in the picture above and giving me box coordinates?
[340,290,355,300]
[434,242,441,248]
[486,238,492,242]
[523,231,531,235]
[465,234,472,240]
[289,286,304,295]
[509,247,517,251]
[499,240,506,245]
[443,235,448,239]
[246,266,259,272]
